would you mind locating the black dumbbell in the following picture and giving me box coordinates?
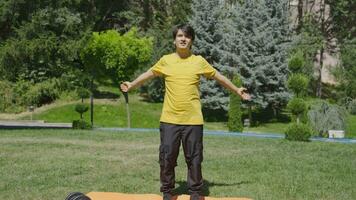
[65,192,91,200]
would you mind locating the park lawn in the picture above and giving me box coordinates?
[0,129,355,200]
[28,94,162,128]
[244,122,289,134]
[346,115,356,138]
[203,122,289,134]
[14,91,356,137]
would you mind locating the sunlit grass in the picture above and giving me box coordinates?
[0,129,355,200]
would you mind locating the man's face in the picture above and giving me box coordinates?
[174,29,193,50]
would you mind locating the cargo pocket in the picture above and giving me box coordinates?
[196,142,203,163]
[159,144,165,167]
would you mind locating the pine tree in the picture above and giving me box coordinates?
[189,0,229,119]
[230,0,291,114]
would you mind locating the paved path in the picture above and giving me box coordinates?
[0,120,72,129]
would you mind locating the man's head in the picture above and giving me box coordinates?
[173,24,195,41]
[172,24,195,50]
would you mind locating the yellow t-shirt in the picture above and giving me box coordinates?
[150,53,217,125]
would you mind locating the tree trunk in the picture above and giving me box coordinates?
[248,104,252,126]
[296,0,304,33]
[316,0,326,98]
[90,78,94,126]
[316,47,324,97]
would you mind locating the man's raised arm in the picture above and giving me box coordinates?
[213,71,251,100]
[120,70,156,92]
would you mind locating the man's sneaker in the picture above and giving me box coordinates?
[190,193,201,200]
[163,192,173,200]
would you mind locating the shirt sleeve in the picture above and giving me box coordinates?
[150,56,165,76]
[199,56,216,79]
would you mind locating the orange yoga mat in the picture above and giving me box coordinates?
[86,192,252,200]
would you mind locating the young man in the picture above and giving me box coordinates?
[120,24,250,200]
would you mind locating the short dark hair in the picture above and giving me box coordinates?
[172,24,195,41]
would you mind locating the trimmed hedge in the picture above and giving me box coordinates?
[72,120,92,129]
[228,76,243,132]
[285,123,312,141]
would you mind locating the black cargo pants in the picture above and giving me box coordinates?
[159,122,204,195]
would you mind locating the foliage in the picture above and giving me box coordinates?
[301,2,334,97]
[285,123,311,141]
[25,79,60,106]
[190,0,291,117]
[75,103,89,119]
[80,28,153,83]
[335,39,356,98]
[77,88,91,102]
[347,99,356,115]
[0,0,152,110]
[227,76,243,132]
[72,119,92,129]
[288,50,305,74]
[11,79,32,106]
[308,101,348,137]
[0,7,88,83]
[189,0,228,114]
[287,73,309,97]
[0,80,14,112]
[0,78,77,113]
[289,13,325,97]
[340,97,356,115]
[327,0,356,42]
[228,0,291,111]
[287,98,307,123]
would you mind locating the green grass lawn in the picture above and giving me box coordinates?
[8,92,356,137]
[28,94,162,128]
[346,115,356,138]
[204,122,290,134]
[0,129,355,200]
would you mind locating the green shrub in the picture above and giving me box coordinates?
[285,123,312,141]
[75,103,89,119]
[72,120,92,129]
[58,90,80,101]
[338,40,356,98]
[288,51,305,73]
[287,97,307,123]
[287,73,309,97]
[308,101,347,136]
[25,79,60,106]
[77,87,91,100]
[345,98,356,115]
[228,76,243,132]
[0,80,14,112]
[12,79,32,106]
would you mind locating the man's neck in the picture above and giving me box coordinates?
[175,49,192,59]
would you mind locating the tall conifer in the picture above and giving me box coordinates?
[189,0,229,118]
[229,0,291,112]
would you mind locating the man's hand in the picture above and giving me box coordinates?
[237,87,251,100]
[120,81,132,92]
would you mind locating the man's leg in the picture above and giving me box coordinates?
[181,125,204,197]
[159,122,181,195]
